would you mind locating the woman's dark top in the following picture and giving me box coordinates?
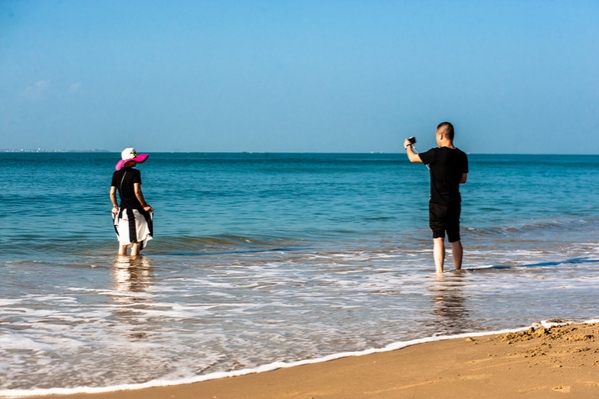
[111,167,143,210]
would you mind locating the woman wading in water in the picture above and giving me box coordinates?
[109,148,154,256]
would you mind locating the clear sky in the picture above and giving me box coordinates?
[1,1,597,153]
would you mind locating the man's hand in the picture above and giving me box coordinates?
[143,205,154,213]
[404,141,422,163]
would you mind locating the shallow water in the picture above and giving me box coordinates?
[1,153,598,394]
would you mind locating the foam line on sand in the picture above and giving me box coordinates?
[6,319,599,399]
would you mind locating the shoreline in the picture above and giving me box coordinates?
[12,320,599,399]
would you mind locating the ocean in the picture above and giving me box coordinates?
[1,152,598,396]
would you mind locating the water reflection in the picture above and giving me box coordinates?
[111,256,154,340]
[113,256,153,293]
[428,272,474,334]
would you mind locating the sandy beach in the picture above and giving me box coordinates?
[23,321,599,399]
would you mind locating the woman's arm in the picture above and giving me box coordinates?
[134,183,154,212]
[109,186,119,215]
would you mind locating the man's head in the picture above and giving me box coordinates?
[436,122,454,146]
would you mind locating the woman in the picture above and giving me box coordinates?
[109,148,154,256]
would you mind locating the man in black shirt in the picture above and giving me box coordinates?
[404,122,468,273]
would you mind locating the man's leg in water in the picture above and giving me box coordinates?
[451,240,463,270]
[433,237,445,273]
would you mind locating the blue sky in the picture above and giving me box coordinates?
[1,0,597,153]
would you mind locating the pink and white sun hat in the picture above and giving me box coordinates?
[115,148,149,171]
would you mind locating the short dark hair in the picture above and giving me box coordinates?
[437,122,454,140]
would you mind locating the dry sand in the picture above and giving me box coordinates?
[25,322,599,399]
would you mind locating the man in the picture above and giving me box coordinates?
[404,122,468,273]
[110,148,154,256]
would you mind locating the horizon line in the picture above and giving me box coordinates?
[1,149,598,156]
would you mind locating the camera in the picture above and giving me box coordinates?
[404,136,417,149]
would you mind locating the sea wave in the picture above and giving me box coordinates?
[2,318,596,398]
[0,234,304,259]
[463,215,599,237]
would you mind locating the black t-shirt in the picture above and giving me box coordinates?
[419,147,468,205]
[111,167,143,210]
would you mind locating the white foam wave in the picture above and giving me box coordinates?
[3,318,593,398]
[0,299,21,306]
[0,332,53,351]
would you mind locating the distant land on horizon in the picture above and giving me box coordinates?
[0,148,110,153]
[1,149,598,156]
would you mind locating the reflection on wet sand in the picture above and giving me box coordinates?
[111,256,154,340]
[428,272,474,334]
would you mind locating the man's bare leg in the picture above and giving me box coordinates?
[130,242,141,256]
[433,237,445,273]
[451,240,463,270]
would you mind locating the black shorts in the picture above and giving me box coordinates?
[429,202,461,242]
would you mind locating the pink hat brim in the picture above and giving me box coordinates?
[115,154,149,171]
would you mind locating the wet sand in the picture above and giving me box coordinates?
[26,322,599,399]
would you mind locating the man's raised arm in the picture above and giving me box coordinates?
[403,139,422,163]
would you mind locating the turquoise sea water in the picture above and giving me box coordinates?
[1,152,598,395]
